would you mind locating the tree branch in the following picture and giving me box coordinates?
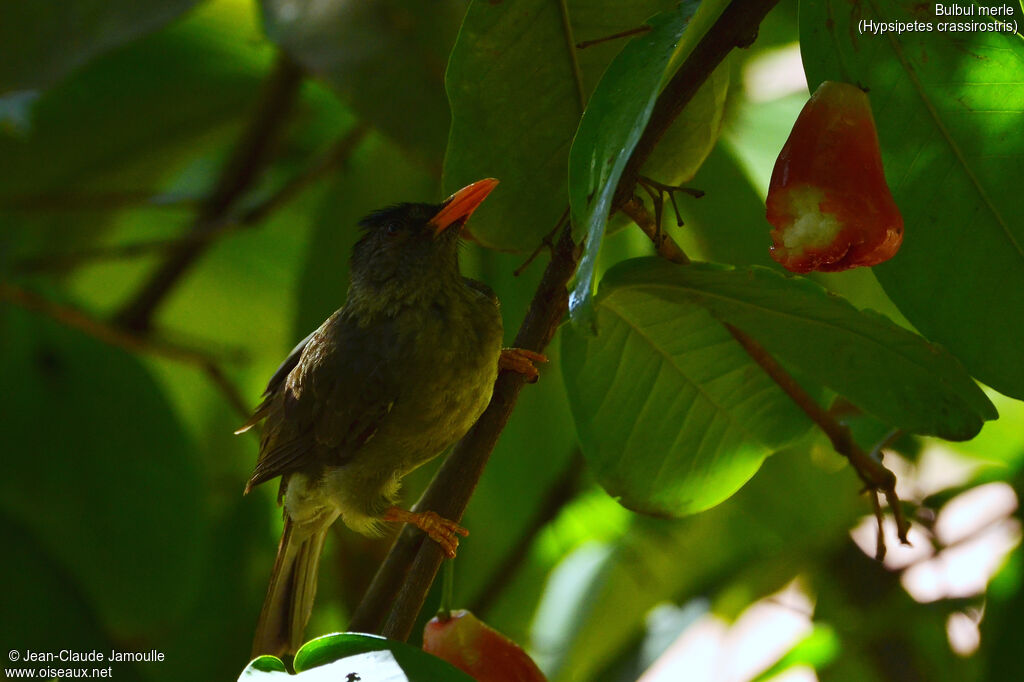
[114,53,306,332]
[0,282,253,423]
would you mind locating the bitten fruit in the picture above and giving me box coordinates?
[766,80,903,273]
[423,610,548,682]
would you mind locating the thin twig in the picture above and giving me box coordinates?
[115,53,306,332]
[576,26,651,49]
[513,206,569,277]
[620,196,688,264]
[349,226,581,639]
[0,283,253,423]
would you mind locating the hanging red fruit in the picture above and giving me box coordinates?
[423,609,548,682]
[766,80,903,273]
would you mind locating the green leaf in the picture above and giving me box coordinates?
[799,0,1024,399]
[562,266,812,516]
[0,0,201,94]
[240,633,474,680]
[568,3,699,327]
[443,0,678,251]
[260,0,465,165]
[606,258,996,439]
[0,306,203,637]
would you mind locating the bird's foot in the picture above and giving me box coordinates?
[499,348,548,383]
[383,507,469,558]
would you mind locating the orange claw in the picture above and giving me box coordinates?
[499,348,548,383]
[383,507,469,558]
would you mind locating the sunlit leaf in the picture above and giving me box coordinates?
[568,3,699,326]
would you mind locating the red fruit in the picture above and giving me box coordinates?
[766,80,903,273]
[423,610,548,682]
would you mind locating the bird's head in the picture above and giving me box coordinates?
[348,178,498,312]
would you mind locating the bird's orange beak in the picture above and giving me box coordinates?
[429,178,499,236]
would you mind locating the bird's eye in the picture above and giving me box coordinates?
[386,222,400,236]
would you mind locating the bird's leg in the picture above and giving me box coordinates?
[383,507,468,558]
[499,348,548,383]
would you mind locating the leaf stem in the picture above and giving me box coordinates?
[556,0,587,114]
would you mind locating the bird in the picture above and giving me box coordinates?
[237,178,546,657]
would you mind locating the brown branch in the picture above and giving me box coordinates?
[611,0,781,210]
[620,196,689,264]
[0,282,253,423]
[114,53,306,333]
[349,226,581,639]
[15,125,371,275]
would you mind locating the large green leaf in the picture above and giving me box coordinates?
[260,0,465,165]
[568,3,699,327]
[0,307,204,637]
[606,258,996,439]
[239,633,473,680]
[0,0,201,94]
[562,266,812,516]
[800,0,1024,399]
[443,0,679,251]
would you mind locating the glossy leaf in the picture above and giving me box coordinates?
[568,3,698,327]
[260,0,464,165]
[562,264,812,516]
[800,0,1024,399]
[606,258,997,439]
[0,0,201,94]
[443,0,678,251]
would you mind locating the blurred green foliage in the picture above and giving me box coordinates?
[2,1,1022,681]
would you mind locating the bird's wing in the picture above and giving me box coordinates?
[246,312,401,491]
[234,330,317,435]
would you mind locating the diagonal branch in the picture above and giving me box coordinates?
[114,53,306,333]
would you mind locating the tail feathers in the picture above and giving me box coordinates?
[252,512,337,658]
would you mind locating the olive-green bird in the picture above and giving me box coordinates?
[238,179,544,658]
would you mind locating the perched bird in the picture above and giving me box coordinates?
[238,179,544,657]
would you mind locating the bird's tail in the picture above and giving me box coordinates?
[252,511,336,658]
